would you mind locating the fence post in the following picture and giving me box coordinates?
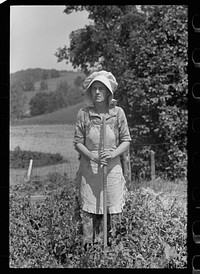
[150,150,155,180]
[27,159,33,182]
[122,147,131,184]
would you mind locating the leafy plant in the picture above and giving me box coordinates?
[10,173,187,268]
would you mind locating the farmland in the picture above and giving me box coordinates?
[10,115,187,268]
[11,102,85,126]
[10,124,80,184]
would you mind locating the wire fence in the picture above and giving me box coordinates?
[17,142,187,184]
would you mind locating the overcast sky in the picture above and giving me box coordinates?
[10,6,92,73]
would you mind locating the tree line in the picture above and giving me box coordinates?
[10,68,61,91]
[10,68,85,118]
[55,5,188,180]
[29,80,84,116]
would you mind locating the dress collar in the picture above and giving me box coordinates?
[88,106,117,119]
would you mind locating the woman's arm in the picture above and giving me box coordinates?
[74,143,101,164]
[99,141,130,162]
[111,141,130,158]
[74,143,92,160]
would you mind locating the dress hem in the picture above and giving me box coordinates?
[81,203,124,215]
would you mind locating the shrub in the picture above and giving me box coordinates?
[10,146,67,169]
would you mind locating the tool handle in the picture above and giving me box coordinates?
[102,115,107,249]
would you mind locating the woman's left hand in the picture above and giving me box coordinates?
[99,150,113,165]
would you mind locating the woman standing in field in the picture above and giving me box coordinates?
[74,69,131,246]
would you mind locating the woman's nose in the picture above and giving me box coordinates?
[95,89,100,94]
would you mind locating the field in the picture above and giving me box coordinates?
[10,124,80,184]
[11,102,85,126]
[10,113,187,268]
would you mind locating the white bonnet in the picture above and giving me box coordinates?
[83,70,118,106]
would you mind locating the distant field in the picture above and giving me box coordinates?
[10,101,87,183]
[11,102,86,126]
[10,124,80,183]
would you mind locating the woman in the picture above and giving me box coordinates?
[74,70,131,245]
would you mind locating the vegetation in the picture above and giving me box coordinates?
[10,146,67,169]
[10,68,85,119]
[56,5,187,180]
[11,102,85,126]
[9,6,188,268]
[40,80,48,91]
[10,83,27,120]
[10,172,187,268]
[10,68,60,87]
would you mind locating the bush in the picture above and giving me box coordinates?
[10,173,187,268]
[10,146,67,169]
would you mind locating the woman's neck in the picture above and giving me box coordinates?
[94,102,108,114]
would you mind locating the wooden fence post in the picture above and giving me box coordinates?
[122,147,131,184]
[150,150,155,180]
[27,159,33,182]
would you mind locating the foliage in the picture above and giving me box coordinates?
[10,82,26,120]
[10,173,187,268]
[55,5,188,180]
[40,80,48,91]
[29,81,83,116]
[21,77,35,91]
[10,68,60,87]
[74,75,85,88]
[10,146,67,169]
[10,102,85,126]
[10,69,60,96]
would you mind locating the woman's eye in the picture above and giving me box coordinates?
[92,88,103,92]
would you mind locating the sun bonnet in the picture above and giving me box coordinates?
[83,70,118,106]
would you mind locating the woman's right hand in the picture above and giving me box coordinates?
[90,152,107,165]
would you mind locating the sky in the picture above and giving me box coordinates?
[10,6,92,73]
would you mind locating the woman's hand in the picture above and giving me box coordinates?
[90,150,113,166]
[99,150,113,165]
[90,153,101,164]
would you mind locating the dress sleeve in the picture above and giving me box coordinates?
[74,108,85,145]
[118,107,131,143]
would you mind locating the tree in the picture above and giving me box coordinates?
[74,75,85,88]
[29,92,50,116]
[10,83,26,119]
[56,5,188,179]
[40,80,48,91]
[20,76,35,91]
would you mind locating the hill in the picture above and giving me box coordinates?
[10,68,85,112]
[34,70,85,92]
[11,101,86,126]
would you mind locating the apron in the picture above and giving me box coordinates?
[76,112,127,214]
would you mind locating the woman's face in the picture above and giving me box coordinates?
[91,81,109,104]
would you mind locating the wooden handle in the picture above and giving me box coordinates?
[102,115,107,249]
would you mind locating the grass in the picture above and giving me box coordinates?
[11,102,86,126]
